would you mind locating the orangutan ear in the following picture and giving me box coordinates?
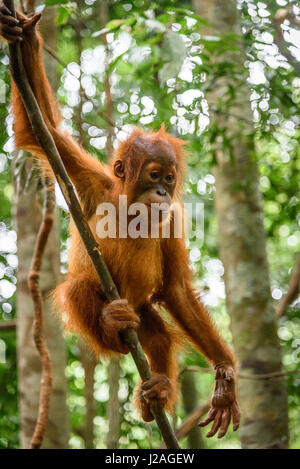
[114,159,125,178]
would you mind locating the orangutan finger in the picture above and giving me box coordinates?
[224,367,234,382]
[198,407,217,427]
[1,24,22,36]
[0,4,12,15]
[141,375,169,390]
[218,408,231,438]
[232,402,240,430]
[206,409,222,437]
[0,12,19,25]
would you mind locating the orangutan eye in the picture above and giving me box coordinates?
[150,171,159,180]
[166,174,174,182]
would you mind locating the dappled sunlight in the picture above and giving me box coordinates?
[0,0,299,451]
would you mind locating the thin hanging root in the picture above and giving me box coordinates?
[28,179,54,449]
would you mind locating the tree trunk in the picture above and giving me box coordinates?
[15,6,69,449]
[72,4,97,448]
[106,358,121,449]
[99,0,121,449]
[193,0,289,449]
[79,343,96,449]
[181,372,205,449]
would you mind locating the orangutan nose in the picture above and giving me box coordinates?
[156,188,167,197]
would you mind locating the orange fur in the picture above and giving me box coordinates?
[9,19,236,420]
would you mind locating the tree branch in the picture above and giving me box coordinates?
[0,320,16,331]
[175,402,210,442]
[161,402,210,448]
[5,0,179,449]
[180,366,300,380]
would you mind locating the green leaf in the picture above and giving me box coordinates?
[46,0,69,6]
[93,18,136,38]
[116,60,132,76]
[106,52,128,76]
[56,7,70,26]
[106,19,125,31]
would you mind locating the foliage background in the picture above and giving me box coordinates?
[0,0,299,449]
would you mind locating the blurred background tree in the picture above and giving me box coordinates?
[0,0,299,449]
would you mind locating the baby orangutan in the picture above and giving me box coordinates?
[0,3,240,438]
